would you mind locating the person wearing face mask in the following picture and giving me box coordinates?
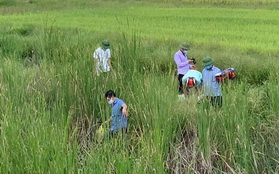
[174,42,194,98]
[105,90,128,137]
[201,56,223,108]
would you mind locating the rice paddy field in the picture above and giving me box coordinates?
[0,0,279,173]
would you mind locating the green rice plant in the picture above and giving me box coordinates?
[266,71,279,114]
[0,59,79,173]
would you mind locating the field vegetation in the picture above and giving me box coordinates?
[0,0,279,173]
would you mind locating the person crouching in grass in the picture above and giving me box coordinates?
[182,65,203,98]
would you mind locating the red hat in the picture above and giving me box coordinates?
[187,77,196,87]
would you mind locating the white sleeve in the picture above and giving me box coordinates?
[93,49,98,59]
[107,49,111,58]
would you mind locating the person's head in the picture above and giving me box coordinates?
[100,40,110,50]
[180,42,190,55]
[105,90,116,104]
[202,56,214,70]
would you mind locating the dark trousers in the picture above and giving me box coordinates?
[207,96,222,108]
[178,74,184,94]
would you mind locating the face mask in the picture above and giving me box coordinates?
[108,99,114,104]
[183,50,188,55]
[205,65,213,70]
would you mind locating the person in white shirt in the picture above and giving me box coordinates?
[93,40,112,76]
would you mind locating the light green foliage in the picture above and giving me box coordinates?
[0,1,279,173]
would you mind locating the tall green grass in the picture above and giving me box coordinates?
[0,1,279,173]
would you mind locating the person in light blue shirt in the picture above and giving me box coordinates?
[105,90,128,137]
[182,65,203,97]
[202,56,222,108]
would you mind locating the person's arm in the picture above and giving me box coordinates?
[224,69,230,77]
[93,50,99,75]
[107,59,112,70]
[183,84,188,98]
[198,72,203,92]
[107,49,112,70]
[174,54,193,68]
[121,104,128,116]
[93,49,98,59]
[198,72,205,101]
